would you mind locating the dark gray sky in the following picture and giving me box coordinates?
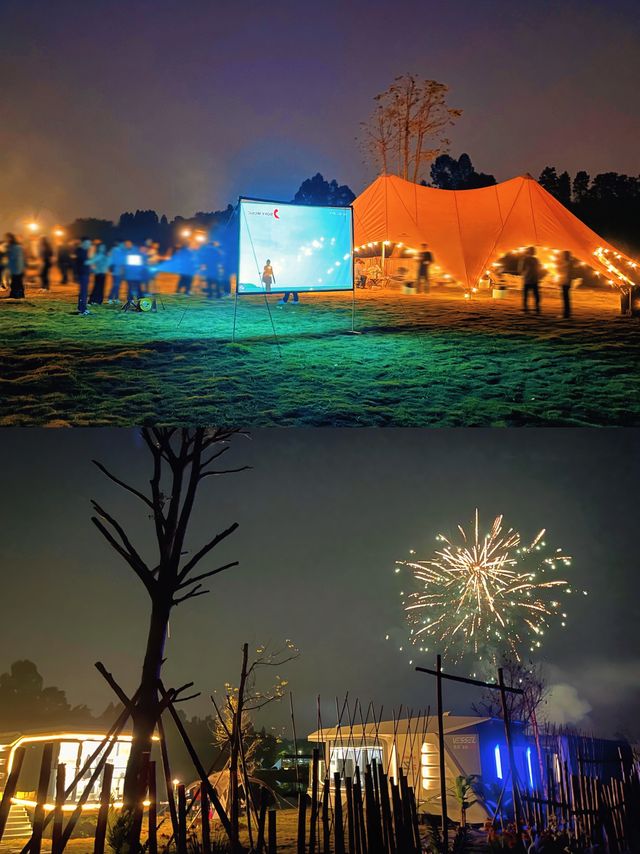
[0,428,638,738]
[1,0,639,231]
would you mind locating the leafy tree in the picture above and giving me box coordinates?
[430,153,496,190]
[557,170,572,207]
[572,170,590,203]
[360,74,462,182]
[0,660,93,730]
[292,173,355,206]
[538,166,560,197]
[451,774,479,827]
[65,218,115,243]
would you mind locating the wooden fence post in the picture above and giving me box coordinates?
[31,743,54,854]
[201,782,211,854]
[334,773,345,854]
[51,763,66,854]
[296,792,306,854]
[267,809,277,854]
[177,783,188,854]
[147,761,157,854]
[309,748,319,854]
[93,762,114,854]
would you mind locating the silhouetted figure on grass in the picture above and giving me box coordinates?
[107,240,126,303]
[5,233,25,299]
[75,236,92,315]
[415,243,433,293]
[557,249,574,319]
[519,246,541,314]
[57,241,73,284]
[39,236,53,290]
[198,239,224,298]
[89,243,109,304]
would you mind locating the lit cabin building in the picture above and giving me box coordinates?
[308,714,632,824]
[0,730,135,838]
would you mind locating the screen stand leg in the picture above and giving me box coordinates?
[347,287,362,334]
[232,290,239,342]
[263,293,282,358]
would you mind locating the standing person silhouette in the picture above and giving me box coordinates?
[519,246,541,314]
[557,249,574,319]
[39,236,53,290]
[261,259,275,293]
[415,243,433,293]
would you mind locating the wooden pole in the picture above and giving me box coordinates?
[93,762,114,854]
[321,778,330,854]
[0,746,26,842]
[498,667,521,829]
[51,763,66,854]
[334,772,345,854]
[345,777,355,854]
[436,656,448,853]
[309,748,319,854]
[31,743,54,854]
[296,792,307,854]
[267,808,277,854]
[201,783,211,854]
[177,783,188,854]
[156,713,180,841]
[147,761,157,854]
[255,788,267,854]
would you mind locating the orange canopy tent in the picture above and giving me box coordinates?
[352,174,637,290]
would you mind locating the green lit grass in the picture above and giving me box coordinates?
[1,281,638,426]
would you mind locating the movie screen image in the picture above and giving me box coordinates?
[238,199,353,294]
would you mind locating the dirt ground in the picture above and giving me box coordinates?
[1,274,638,427]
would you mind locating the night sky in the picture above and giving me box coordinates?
[0,428,638,739]
[1,0,640,230]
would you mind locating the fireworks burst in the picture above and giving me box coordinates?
[397,510,583,670]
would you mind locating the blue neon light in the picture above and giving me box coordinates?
[526,747,534,788]
[494,744,503,779]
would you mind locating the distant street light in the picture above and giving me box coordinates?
[27,221,40,233]
[180,228,192,239]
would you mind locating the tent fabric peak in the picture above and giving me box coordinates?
[352,174,631,289]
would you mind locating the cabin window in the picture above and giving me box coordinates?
[329,745,383,779]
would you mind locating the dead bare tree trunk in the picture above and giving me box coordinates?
[91,427,248,849]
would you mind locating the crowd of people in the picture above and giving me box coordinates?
[2,233,579,318]
[483,819,614,853]
[0,234,229,315]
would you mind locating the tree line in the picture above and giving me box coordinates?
[63,173,355,250]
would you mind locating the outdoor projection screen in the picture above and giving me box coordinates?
[238,198,353,294]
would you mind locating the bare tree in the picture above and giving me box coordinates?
[210,641,298,849]
[91,428,249,828]
[471,657,548,724]
[359,74,462,182]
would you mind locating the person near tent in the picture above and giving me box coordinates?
[415,243,433,293]
[556,249,574,319]
[518,246,542,314]
[355,256,367,289]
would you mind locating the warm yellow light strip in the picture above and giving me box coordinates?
[354,242,640,292]
[11,798,151,811]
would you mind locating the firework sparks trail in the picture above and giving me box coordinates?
[397,510,581,668]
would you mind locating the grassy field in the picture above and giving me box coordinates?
[1,278,638,427]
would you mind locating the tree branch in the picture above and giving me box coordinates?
[178,522,239,581]
[92,460,155,510]
[176,561,239,590]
